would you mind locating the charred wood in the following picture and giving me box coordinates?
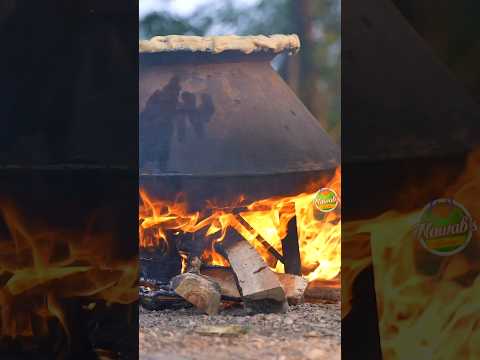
[139,285,190,311]
[282,216,302,275]
[140,230,182,283]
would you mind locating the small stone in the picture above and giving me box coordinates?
[195,324,250,337]
[306,348,328,360]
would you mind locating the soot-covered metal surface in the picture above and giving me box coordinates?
[139,51,339,177]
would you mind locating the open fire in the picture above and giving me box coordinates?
[138,34,341,315]
[0,200,137,355]
[343,149,480,359]
[139,167,340,285]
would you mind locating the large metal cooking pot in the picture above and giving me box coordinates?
[139,35,339,178]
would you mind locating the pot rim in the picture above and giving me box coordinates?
[139,34,300,55]
[139,49,278,66]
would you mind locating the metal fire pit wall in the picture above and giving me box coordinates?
[138,35,340,281]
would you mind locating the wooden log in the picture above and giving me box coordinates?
[186,255,202,274]
[235,214,283,267]
[200,266,241,299]
[140,276,241,311]
[282,216,302,275]
[276,273,308,305]
[220,228,286,307]
[202,266,309,305]
[171,273,221,315]
[304,278,341,303]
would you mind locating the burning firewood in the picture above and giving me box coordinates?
[200,266,241,299]
[234,214,283,268]
[201,266,308,305]
[219,228,288,313]
[276,273,309,305]
[187,256,203,273]
[171,273,222,315]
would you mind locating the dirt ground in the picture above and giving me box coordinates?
[139,302,340,360]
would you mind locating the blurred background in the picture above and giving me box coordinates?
[139,0,341,143]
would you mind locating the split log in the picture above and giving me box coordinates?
[234,214,283,267]
[171,273,221,315]
[220,228,286,303]
[200,266,241,299]
[304,278,341,303]
[140,274,241,311]
[276,273,308,305]
[201,266,308,305]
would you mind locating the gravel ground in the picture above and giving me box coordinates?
[139,302,340,360]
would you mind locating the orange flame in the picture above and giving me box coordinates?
[139,168,341,282]
[0,205,138,340]
[343,150,480,359]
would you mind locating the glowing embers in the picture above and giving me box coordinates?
[138,168,341,284]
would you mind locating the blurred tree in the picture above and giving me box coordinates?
[139,0,340,142]
[140,11,212,38]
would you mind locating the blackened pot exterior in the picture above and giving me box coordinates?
[139,51,340,177]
